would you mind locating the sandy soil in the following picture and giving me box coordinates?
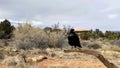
[38,59,107,68]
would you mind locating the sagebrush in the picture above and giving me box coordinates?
[13,23,66,50]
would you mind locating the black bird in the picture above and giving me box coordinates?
[68,29,82,49]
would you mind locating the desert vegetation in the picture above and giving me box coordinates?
[80,29,120,40]
[0,19,15,39]
[0,19,119,68]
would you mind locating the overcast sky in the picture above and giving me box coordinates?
[0,0,120,31]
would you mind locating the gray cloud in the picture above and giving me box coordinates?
[0,0,120,31]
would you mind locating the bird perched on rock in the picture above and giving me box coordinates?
[68,29,82,49]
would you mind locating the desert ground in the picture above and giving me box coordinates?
[0,39,119,68]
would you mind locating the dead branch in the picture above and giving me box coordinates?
[64,48,118,68]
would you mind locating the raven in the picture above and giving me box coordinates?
[68,29,82,48]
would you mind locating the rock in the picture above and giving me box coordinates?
[26,55,47,62]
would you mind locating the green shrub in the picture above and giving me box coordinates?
[0,19,15,39]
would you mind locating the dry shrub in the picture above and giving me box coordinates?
[82,41,101,49]
[0,53,4,62]
[1,55,38,68]
[111,40,120,47]
[13,23,65,50]
[13,23,50,50]
[88,43,101,49]
[1,55,25,66]
[48,31,65,48]
[0,39,9,46]
[101,45,120,52]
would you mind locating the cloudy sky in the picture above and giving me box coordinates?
[0,0,120,31]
